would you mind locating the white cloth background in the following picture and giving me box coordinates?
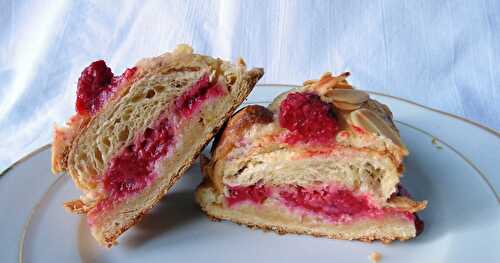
[1,0,499,172]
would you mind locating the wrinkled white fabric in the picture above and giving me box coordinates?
[0,0,499,172]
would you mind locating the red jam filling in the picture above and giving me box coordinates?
[175,74,225,118]
[226,185,271,207]
[278,186,407,223]
[103,117,175,201]
[89,114,177,223]
[76,60,136,115]
[279,92,339,145]
[88,73,224,223]
[279,187,374,218]
[226,185,415,224]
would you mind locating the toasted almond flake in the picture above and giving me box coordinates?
[332,101,361,111]
[335,82,353,89]
[303,79,318,85]
[174,44,193,54]
[328,89,369,104]
[350,108,407,150]
[236,57,246,67]
[304,72,355,94]
[320,71,333,78]
[386,196,428,213]
[310,72,337,94]
[338,71,350,78]
[350,109,379,133]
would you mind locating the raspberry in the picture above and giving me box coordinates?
[76,60,136,115]
[279,92,338,145]
[76,60,114,115]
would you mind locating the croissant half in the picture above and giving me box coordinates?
[52,44,263,247]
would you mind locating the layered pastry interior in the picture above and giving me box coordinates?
[52,45,263,246]
[196,72,427,242]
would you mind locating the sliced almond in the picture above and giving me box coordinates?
[335,82,353,89]
[173,43,193,54]
[350,109,379,133]
[305,72,355,95]
[332,101,361,111]
[236,57,246,67]
[309,73,337,94]
[303,79,318,85]
[328,89,369,105]
[350,108,407,150]
[337,71,350,78]
[386,196,428,213]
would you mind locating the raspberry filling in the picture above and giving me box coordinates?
[226,185,414,224]
[88,74,225,223]
[278,186,414,223]
[103,117,176,202]
[176,74,225,118]
[279,92,339,145]
[76,60,137,116]
[226,185,271,207]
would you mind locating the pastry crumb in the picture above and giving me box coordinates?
[431,138,443,150]
[369,251,382,263]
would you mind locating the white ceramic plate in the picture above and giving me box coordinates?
[1,84,499,263]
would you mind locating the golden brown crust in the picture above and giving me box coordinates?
[208,216,411,244]
[212,105,274,162]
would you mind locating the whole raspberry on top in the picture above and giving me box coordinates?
[279,92,338,145]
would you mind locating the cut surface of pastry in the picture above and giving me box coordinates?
[196,72,426,242]
[51,44,263,247]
